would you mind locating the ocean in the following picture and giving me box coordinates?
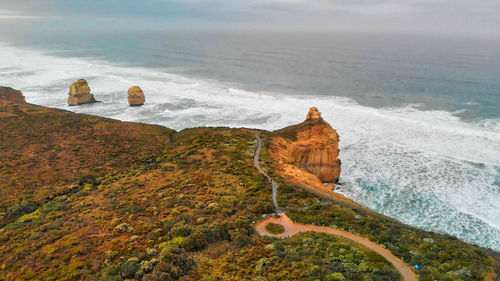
[1,19,499,250]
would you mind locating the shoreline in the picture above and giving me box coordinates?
[2,86,500,254]
[1,87,499,280]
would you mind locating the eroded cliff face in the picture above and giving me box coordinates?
[271,107,341,183]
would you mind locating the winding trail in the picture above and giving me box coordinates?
[253,133,282,213]
[253,134,418,281]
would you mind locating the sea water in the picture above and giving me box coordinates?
[0,19,499,250]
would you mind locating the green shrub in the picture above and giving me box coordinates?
[169,236,186,246]
[120,260,140,278]
[6,200,37,219]
[153,245,194,280]
[101,265,122,281]
[265,222,285,234]
[326,272,345,281]
[183,231,208,251]
[170,224,192,237]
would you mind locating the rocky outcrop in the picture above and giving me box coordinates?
[128,86,145,106]
[267,107,343,202]
[0,86,25,103]
[271,107,341,183]
[68,79,97,106]
[306,106,322,120]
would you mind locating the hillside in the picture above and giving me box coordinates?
[0,87,498,281]
[0,87,175,228]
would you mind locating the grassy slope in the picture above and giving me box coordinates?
[0,96,497,281]
[0,98,174,227]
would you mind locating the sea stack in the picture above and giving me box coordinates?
[67,79,97,106]
[270,107,341,183]
[306,106,322,120]
[128,86,145,106]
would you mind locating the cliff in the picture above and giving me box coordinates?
[0,86,26,104]
[273,107,341,183]
[268,107,346,203]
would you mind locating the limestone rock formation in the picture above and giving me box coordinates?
[306,106,322,120]
[128,86,145,106]
[271,107,341,183]
[0,86,25,103]
[67,79,97,106]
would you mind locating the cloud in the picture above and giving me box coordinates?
[0,0,499,37]
[0,8,43,19]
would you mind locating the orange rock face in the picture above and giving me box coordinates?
[271,107,341,183]
[128,86,145,106]
[68,79,97,106]
[306,106,322,120]
[69,79,91,95]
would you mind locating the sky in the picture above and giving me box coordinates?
[1,0,499,37]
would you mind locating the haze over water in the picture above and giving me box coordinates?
[1,19,499,250]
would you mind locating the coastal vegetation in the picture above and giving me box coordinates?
[288,204,498,281]
[198,232,402,281]
[265,222,285,234]
[0,90,498,280]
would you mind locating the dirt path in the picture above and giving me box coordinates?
[254,133,282,212]
[256,214,418,281]
[253,134,418,281]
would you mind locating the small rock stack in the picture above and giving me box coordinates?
[68,79,97,106]
[128,86,145,106]
[306,106,322,120]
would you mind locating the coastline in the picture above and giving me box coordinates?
[0,3,499,278]
[0,87,499,280]
[0,84,498,251]
[0,41,499,253]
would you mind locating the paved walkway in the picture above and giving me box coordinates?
[253,133,281,212]
[256,213,418,281]
[253,134,418,281]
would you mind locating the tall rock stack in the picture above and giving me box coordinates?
[270,107,341,183]
[128,86,145,106]
[288,107,341,182]
[67,79,97,106]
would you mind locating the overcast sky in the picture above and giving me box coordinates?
[1,0,499,37]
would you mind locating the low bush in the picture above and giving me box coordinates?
[265,222,285,234]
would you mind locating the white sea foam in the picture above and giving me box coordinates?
[464,101,480,106]
[1,43,499,250]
